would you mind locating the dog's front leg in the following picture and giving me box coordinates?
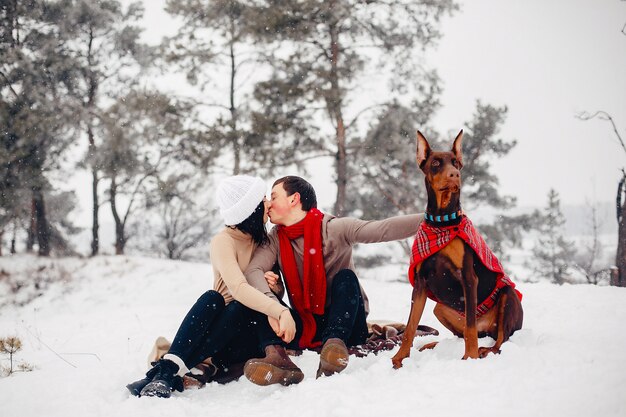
[461,247,479,360]
[392,280,427,369]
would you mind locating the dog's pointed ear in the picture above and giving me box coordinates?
[451,129,464,168]
[416,130,431,170]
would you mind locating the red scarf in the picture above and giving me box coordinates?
[408,216,522,317]
[277,208,327,349]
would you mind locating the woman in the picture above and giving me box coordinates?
[126,175,297,398]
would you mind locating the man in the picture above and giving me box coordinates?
[243,176,424,386]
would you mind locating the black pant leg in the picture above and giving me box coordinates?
[211,324,263,368]
[167,290,225,365]
[346,287,368,347]
[252,305,314,350]
[320,269,368,346]
[183,300,259,368]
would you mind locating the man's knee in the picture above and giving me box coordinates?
[223,300,248,315]
[331,269,360,293]
[224,301,261,326]
[197,290,226,311]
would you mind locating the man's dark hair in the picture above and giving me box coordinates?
[273,176,317,211]
[231,200,269,246]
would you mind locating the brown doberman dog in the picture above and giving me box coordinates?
[391,130,523,368]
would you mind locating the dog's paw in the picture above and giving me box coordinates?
[418,341,438,352]
[478,346,500,358]
[391,356,405,369]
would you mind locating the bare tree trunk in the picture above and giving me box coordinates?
[32,187,50,256]
[7,0,19,47]
[334,118,347,217]
[26,198,36,252]
[86,28,100,257]
[616,174,626,286]
[10,223,17,254]
[329,15,347,217]
[228,25,240,175]
[617,226,625,286]
[10,236,16,255]
[611,267,620,286]
[89,128,99,257]
[109,177,126,255]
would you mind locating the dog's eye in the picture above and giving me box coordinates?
[432,160,440,167]
[452,159,458,167]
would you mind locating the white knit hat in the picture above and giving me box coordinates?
[216,175,267,225]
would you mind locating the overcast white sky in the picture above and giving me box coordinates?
[133,0,625,210]
[429,0,626,208]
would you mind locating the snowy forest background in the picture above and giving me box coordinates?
[1,0,623,285]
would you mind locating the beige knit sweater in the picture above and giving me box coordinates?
[244,213,424,314]
[210,227,287,319]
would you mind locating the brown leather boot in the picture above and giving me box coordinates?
[244,345,304,386]
[316,338,349,378]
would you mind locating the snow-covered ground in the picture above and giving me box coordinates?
[1,254,625,417]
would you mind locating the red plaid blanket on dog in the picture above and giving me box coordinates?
[408,216,522,318]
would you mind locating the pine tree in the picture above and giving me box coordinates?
[1,0,79,256]
[343,102,434,220]
[143,173,214,260]
[345,101,523,257]
[56,0,150,256]
[162,0,274,176]
[531,189,575,284]
[458,102,518,210]
[250,0,457,215]
[98,89,191,255]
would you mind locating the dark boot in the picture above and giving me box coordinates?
[139,359,184,398]
[181,361,218,388]
[127,376,152,397]
[213,361,245,384]
[183,360,245,388]
[126,363,160,397]
[316,338,349,378]
[243,345,304,386]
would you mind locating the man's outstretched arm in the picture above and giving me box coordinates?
[341,213,425,244]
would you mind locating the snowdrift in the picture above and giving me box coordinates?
[0,255,625,417]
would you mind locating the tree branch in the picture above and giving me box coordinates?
[0,70,20,99]
[238,152,335,174]
[346,103,388,130]
[121,153,168,228]
[305,39,331,60]
[362,166,406,212]
[191,100,230,111]
[576,110,626,155]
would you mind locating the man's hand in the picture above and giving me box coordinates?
[267,309,296,344]
[264,271,281,294]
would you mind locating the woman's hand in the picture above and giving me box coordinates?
[268,309,296,344]
[278,310,296,343]
[268,315,281,335]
